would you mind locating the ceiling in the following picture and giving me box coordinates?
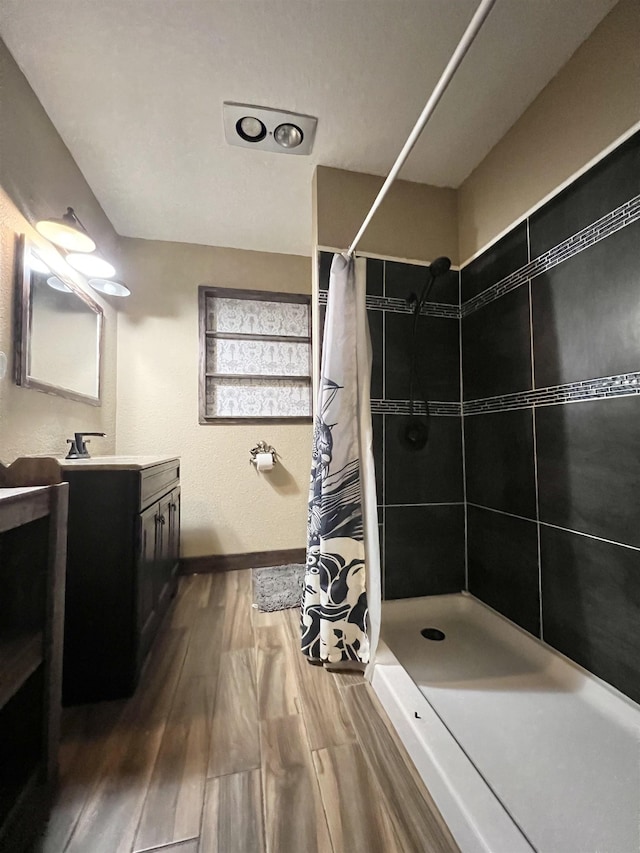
[0,0,618,257]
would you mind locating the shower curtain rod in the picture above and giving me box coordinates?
[347,0,497,257]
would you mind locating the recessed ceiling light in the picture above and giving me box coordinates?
[223,102,317,155]
[236,116,267,142]
[274,123,303,149]
[67,253,116,278]
[88,278,131,297]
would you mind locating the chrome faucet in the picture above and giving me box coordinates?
[65,432,106,459]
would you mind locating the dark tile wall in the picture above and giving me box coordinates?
[467,506,540,636]
[461,129,640,705]
[318,253,465,601]
[464,408,536,519]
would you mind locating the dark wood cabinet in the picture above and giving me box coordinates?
[60,457,180,705]
[0,485,68,852]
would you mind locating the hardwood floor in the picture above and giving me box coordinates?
[35,570,459,853]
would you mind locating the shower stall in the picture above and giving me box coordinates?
[315,127,640,852]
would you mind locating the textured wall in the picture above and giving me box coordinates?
[461,131,640,705]
[0,39,118,462]
[115,237,312,557]
[314,167,458,264]
[458,0,640,263]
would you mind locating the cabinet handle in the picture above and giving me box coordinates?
[157,514,166,525]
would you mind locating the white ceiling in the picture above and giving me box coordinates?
[0,0,618,256]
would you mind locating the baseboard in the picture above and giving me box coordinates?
[179,547,306,574]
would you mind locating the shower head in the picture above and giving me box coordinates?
[428,256,452,278]
[408,255,452,313]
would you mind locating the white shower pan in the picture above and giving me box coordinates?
[372,593,640,853]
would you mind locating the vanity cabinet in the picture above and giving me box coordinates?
[61,457,180,705]
[0,485,67,852]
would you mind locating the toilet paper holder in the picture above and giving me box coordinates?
[249,440,278,468]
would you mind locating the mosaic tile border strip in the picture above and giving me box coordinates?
[462,193,640,317]
[371,398,462,416]
[318,288,460,318]
[463,371,640,415]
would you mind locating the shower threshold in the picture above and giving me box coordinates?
[372,593,640,853]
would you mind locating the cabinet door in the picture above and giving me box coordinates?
[154,495,172,609]
[168,487,181,578]
[138,503,160,644]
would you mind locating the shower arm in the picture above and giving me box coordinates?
[346,0,497,258]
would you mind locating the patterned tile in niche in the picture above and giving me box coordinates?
[208,338,310,376]
[541,525,640,705]
[529,130,640,258]
[467,506,540,637]
[212,297,309,337]
[384,414,463,505]
[207,377,311,418]
[384,505,465,600]
[532,219,640,389]
[464,408,536,519]
[462,285,532,401]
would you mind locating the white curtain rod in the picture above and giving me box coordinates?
[347,0,497,257]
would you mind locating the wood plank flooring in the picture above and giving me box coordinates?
[35,570,459,853]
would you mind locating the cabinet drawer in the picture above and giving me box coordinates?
[139,460,180,510]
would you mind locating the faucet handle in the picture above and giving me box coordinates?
[65,432,106,459]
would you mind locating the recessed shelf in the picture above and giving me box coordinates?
[205,331,310,344]
[0,487,51,534]
[205,372,311,382]
[0,632,43,709]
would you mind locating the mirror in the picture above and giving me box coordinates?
[14,235,103,405]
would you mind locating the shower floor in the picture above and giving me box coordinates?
[374,593,640,853]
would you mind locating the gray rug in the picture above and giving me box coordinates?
[253,563,305,612]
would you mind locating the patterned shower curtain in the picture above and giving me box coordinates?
[301,253,381,671]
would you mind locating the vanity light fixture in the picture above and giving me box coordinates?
[35,207,96,253]
[66,253,116,279]
[29,252,51,275]
[88,278,131,298]
[36,205,131,299]
[46,275,73,293]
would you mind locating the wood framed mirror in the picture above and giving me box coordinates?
[13,234,104,405]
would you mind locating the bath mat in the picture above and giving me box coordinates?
[252,563,305,612]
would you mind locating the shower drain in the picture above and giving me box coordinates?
[421,627,445,641]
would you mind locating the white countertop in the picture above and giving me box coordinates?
[0,486,50,502]
[56,455,179,471]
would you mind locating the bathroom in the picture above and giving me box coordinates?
[0,0,639,851]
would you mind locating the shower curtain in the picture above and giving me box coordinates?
[301,253,381,675]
